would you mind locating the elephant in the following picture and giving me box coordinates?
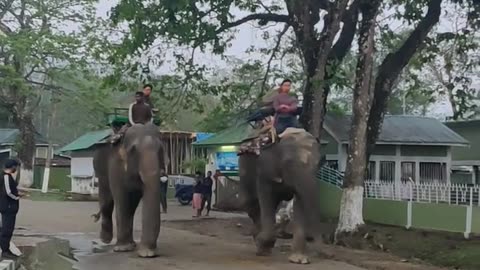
[93,123,168,258]
[239,130,321,264]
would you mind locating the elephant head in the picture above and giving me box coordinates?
[94,123,169,258]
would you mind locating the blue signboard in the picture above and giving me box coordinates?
[216,152,239,172]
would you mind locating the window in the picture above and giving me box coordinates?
[379,161,395,182]
[401,162,416,182]
[35,147,48,159]
[366,161,376,181]
[325,160,338,170]
[420,162,447,182]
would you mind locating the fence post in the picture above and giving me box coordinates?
[406,181,413,230]
[465,187,473,239]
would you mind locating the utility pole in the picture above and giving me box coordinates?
[42,95,58,193]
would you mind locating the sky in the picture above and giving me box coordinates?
[92,0,473,120]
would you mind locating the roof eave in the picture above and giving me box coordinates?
[340,141,469,147]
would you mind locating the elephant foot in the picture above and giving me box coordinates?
[113,242,136,252]
[137,246,157,258]
[100,229,113,244]
[256,247,273,257]
[288,253,310,264]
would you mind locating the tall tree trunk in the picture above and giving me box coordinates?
[299,1,360,133]
[336,0,380,236]
[308,0,350,139]
[42,100,57,193]
[14,113,36,188]
[366,0,442,160]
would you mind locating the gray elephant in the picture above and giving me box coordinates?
[93,123,168,258]
[239,131,321,264]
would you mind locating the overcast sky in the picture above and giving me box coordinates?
[93,1,466,119]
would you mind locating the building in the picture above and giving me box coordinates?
[322,115,468,184]
[0,128,52,162]
[194,115,469,185]
[59,129,197,197]
[445,120,480,184]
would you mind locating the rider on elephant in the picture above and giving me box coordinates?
[110,91,154,143]
[238,79,300,155]
[142,84,156,111]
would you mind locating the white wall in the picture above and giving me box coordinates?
[71,157,94,177]
[70,156,95,194]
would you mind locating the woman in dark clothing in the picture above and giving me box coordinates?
[0,159,21,259]
[201,171,214,216]
[192,172,204,218]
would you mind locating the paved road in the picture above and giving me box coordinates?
[15,200,365,270]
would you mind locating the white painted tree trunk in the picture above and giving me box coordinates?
[18,168,33,188]
[41,167,50,193]
[336,186,365,234]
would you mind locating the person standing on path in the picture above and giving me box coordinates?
[192,172,204,218]
[201,171,214,216]
[159,173,169,214]
[0,159,22,259]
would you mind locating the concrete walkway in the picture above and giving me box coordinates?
[10,199,366,270]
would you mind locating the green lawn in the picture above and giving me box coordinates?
[27,190,67,201]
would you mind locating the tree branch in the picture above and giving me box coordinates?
[216,13,290,33]
[366,0,443,157]
[260,24,290,97]
[329,0,360,62]
[0,21,12,35]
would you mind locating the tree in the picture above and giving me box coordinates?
[0,0,97,186]
[109,0,480,236]
[336,0,381,237]
[110,0,358,138]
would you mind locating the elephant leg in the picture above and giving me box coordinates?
[138,179,161,258]
[98,176,114,244]
[113,190,141,252]
[245,199,261,239]
[255,182,280,256]
[288,198,310,264]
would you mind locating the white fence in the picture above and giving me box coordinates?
[364,180,480,206]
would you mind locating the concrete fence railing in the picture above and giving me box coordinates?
[364,180,480,206]
[316,166,480,238]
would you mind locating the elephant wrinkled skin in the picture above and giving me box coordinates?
[93,123,167,258]
[239,131,321,264]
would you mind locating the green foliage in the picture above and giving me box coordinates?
[182,158,207,174]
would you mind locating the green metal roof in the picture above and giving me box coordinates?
[195,114,468,148]
[0,129,48,145]
[325,114,469,146]
[194,122,253,146]
[59,129,111,152]
[194,123,329,147]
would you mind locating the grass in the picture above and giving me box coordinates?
[26,190,67,201]
[332,223,480,270]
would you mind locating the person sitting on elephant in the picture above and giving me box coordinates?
[110,92,153,144]
[238,79,299,155]
[143,84,160,114]
[129,91,153,125]
[272,81,299,134]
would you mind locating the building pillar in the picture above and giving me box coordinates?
[395,146,402,199]
[337,144,347,173]
[374,160,380,183]
[446,147,452,184]
[473,166,478,185]
[415,161,420,183]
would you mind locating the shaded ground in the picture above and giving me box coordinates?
[13,200,362,270]
[165,217,480,270]
[13,199,478,270]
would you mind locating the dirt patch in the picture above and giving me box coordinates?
[165,217,480,270]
